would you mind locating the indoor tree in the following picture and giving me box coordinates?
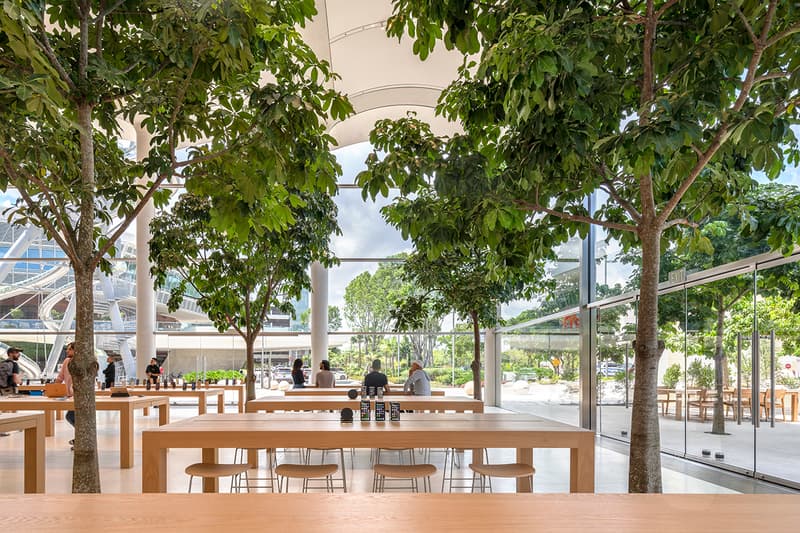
[364,0,800,492]
[149,190,339,402]
[0,0,349,492]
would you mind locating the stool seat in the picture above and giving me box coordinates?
[275,463,338,478]
[374,463,437,478]
[469,463,535,478]
[185,463,249,478]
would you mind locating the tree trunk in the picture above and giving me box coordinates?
[711,304,727,434]
[628,225,663,493]
[72,265,101,492]
[470,310,482,401]
[245,335,256,402]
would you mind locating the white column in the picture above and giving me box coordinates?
[135,124,156,381]
[484,327,502,407]
[310,261,328,384]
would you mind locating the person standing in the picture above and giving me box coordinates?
[291,358,306,389]
[145,357,161,384]
[404,360,432,396]
[103,355,116,388]
[0,347,22,396]
[363,358,390,393]
[55,342,75,448]
[316,360,335,388]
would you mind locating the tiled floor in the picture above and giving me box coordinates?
[0,403,796,495]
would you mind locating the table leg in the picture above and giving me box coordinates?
[199,393,207,415]
[143,407,150,417]
[248,448,259,468]
[570,433,595,493]
[516,448,533,492]
[56,410,63,420]
[120,406,134,468]
[142,432,167,492]
[217,392,225,414]
[202,448,219,493]
[791,393,798,423]
[158,401,170,425]
[24,417,45,493]
[44,411,55,437]
[675,395,683,421]
[238,391,244,414]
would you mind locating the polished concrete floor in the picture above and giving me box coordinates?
[0,398,796,495]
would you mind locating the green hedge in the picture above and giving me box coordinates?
[183,369,244,383]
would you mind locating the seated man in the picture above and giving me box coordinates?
[403,360,431,396]
[363,358,390,393]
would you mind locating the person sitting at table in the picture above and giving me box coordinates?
[145,357,161,384]
[316,359,335,388]
[363,358,390,393]
[404,360,431,396]
[55,342,75,449]
[291,358,306,389]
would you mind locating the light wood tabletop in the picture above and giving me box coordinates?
[0,494,796,532]
[203,383,247,413]
[96,388,224,415]
[0,395,169,468]
[141,412,593,493]
[0,413,45,493]
[246,395,483,413]
[284,387,446,396]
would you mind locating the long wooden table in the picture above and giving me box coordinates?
[204,384,247,413]
[1,494,797,531]
[0,413,45,493]
[0,395,169,468]
[285,387,446,396]
[247,395,483,413]
[142,412,593,493]
[96,388,224,415]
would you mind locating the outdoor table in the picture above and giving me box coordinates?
[284,387,446,396]
[0,494,798,531]
[0,413,45,493]
[0,395,169,468]
[141,412,593,493]
[96,388,224,415]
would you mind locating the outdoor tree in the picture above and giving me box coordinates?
[0,0,349,492]
[297,305,343,332]
[367,0,800,492]
[150,191,339,402]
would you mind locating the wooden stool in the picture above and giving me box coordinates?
[185,463,250,493]
[469,463,535,493]
[304,448,348,492]
[275,463,339,493]
[373,463,437,493]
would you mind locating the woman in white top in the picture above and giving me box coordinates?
[316,360,335,388]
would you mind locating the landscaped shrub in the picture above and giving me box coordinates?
[662,363,682,388]
[183,369,244,383]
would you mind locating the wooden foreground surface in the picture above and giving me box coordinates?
[0,494,797,532]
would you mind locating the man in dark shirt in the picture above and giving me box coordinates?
[145,357,161,384]
[103,355,116,388]
[0,347,22,395]
[363,358,390,392]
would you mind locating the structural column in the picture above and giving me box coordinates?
[484,327,502,407]
[579,193,597,430]
[310,261,328,384]
[135,123,156,381]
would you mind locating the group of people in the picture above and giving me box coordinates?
[288,356,431,396]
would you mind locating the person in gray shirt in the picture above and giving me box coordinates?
[316,359,336,388]
[403,360,431,396]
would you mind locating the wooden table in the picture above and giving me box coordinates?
[247,395,483,413]
[1,494,797,531]
[142,412,593,493]
[284,387,446,396]
[96,388,224,415]
[204,384,247,413]
[0,413,45,493]
[787,390,799,422]
[0,395,169,468]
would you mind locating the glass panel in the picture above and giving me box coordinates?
[755,262,800,484]
[500,318,580,426]
[684,274,754,472]
[597,302,636,441]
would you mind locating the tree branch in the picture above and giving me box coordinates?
[734,4,758,46]
[12,185,79,265]
[765,22,800,49]
[31,25,77,93]
[654,0,679,20]
[601,179,642,222]
[663,218,699,230]
[754,71,790,84]
[514,199,637,233]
